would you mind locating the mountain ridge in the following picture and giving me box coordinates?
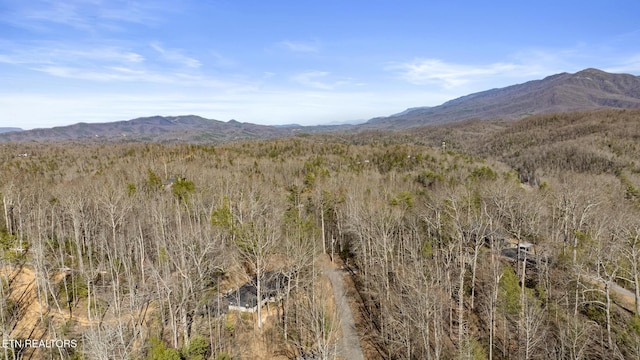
[3,68,640,142]
[0,115,302,143]
[0,127,22,134]
[363,68,640,129]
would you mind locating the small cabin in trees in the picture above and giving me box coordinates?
[226,271,290,313]
[517,241,535,254]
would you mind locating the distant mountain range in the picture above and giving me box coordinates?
[0,116,305,143]
[0,127,22,134]
[2,68,639,142]
[363,68,640,129]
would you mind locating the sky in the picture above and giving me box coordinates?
[1,1,640,129]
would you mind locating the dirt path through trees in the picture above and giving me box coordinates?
[4,266,45,340]
[325,261,365,360]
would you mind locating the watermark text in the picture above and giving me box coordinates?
[1,339,78,349]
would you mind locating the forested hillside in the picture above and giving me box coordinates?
[2,110,640,359]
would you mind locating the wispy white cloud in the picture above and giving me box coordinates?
[0,42,144,66]
[0,54,27,65]
[25,2,87,28]
[63,47,146,64]
[0,0,170,32]
[30,63,255,90]
[603,54,640,74]
[34,65,151,82]
[292,71,331,89]
[150,42,201,68]
[389,46,595,89]
[95,0,173,26]
[0,40,221,86]
[392,59,530,88]
[0,42,153,83]
[291,71,353,90]
[278,40,320,53]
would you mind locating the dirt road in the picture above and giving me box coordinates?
[326,265,365,360]
[582,274,636,313]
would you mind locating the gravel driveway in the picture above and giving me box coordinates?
[327,267,365,360]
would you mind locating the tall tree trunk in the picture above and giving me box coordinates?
[256,258,263,329]
[635,270,640,317]
[605,283,613,351]
[458,243,465,348]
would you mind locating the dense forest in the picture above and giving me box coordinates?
[2,109,640,359]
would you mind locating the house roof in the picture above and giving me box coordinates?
[226,271,289,309]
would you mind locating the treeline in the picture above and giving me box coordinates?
[343,109,640,178]
[352,109,640,188]
[1,110,640,359]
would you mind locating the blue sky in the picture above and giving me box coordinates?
[1,0,639,129]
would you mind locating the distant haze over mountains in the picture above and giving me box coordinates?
[2,68,640,142]
[0,128,22,134]
[0,115,306,143]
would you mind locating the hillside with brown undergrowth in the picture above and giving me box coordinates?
[2,112,640,359]
[370,109,640,188]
